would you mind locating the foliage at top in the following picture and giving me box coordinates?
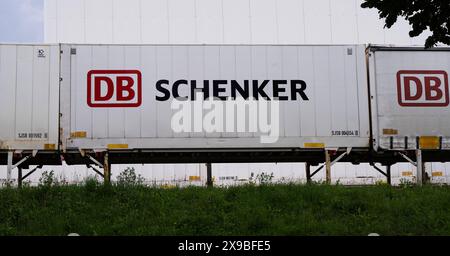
[361,0,450,48]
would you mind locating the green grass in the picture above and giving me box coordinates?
[0,183,450,235]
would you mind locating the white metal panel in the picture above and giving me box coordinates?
[45,0,428,46]
[0,44,59,150]
[140,46,158,137]
[48,46,60,145]
[276,0,305,44]
[329,46,349,132]
[234,45,253,138]
[355,1,385,44]
[371,49,450,150]
[44,0,57,43]
[187,46,206,138]
[168,0,197,44]
[312,46,332,136]
[221,0,251,44]
[219,46,237,138]
[330,0,358,44]
[204,45,221,138]
[297,47,316,136]
[124,46,142,138]
[282,46,301,137]
[250,0,278,44]
[303,0,331,44]
[31,45,51,140]
[266,46,284,137]
[141,0,169,44]
[91,46,109,138]
[71,46,92,138]
[112,0,141,44]
[196,0,224,44]
[57,0,85,43]
[60,45,71,150]
[107,46,126,138]
[155,46,174,138]
[356,45,370,138]
[62,44,369,150]
[250,45,267,139]
[15,46,34,140]
[0,46,17,141]
[86,0,113,43]
[171,46,189,138]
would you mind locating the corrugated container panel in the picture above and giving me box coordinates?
[370,48,450,150]
[44,0,428,46]
[0,44,60,150]
[61,44,369,150]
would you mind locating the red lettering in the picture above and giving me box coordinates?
[403,76,422,100]
[424,76,443,100]
[116,76,135,101]
[94,76,114,101]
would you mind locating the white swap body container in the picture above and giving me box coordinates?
[0,44,60,151]
[60,44,369,151]
[369,47,450,151]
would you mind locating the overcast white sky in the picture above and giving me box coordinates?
[0,0,43,42]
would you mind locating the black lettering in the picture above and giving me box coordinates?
[252,80,270,100]
[191,80,210,100]
[156,80,170,101]
[172,80,188,100]
[231,80,249,99]
[213,80,228,100]
[291,80,309,100]
[273,80,289,100]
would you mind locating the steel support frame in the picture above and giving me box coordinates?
[19,165,43,186]
[206,163,213,187]
[370,163,392,185]
[104,152,111,184]
[6,151,37,187]
[307,148,352,184]
[83,152,110,184]
[398,150,424,185]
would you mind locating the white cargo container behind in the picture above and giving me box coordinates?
[60,44,369,151]
[369,47,450,151]
[0,44,60,151]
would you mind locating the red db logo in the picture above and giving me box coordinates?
[87,70,142,107]
[397,70,449,107]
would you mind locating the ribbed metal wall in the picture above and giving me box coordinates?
[34,0,444,186]
[44,0,429,45]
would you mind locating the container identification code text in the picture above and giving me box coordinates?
[331,130,359,136]
[17,132,48,139]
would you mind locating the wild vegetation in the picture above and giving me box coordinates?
[0,168,449,235]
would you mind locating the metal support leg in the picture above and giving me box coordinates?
[386,165,391,186]
[103,152,111,185]
[305,163,312,184]
[6,151,13,184]
[325,150,331,184]
[18,167,23,188]
[206,163,213,187]
[416,149,423,186]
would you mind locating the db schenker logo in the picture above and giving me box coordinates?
[397,70,449,107]
[87,70,142,107]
